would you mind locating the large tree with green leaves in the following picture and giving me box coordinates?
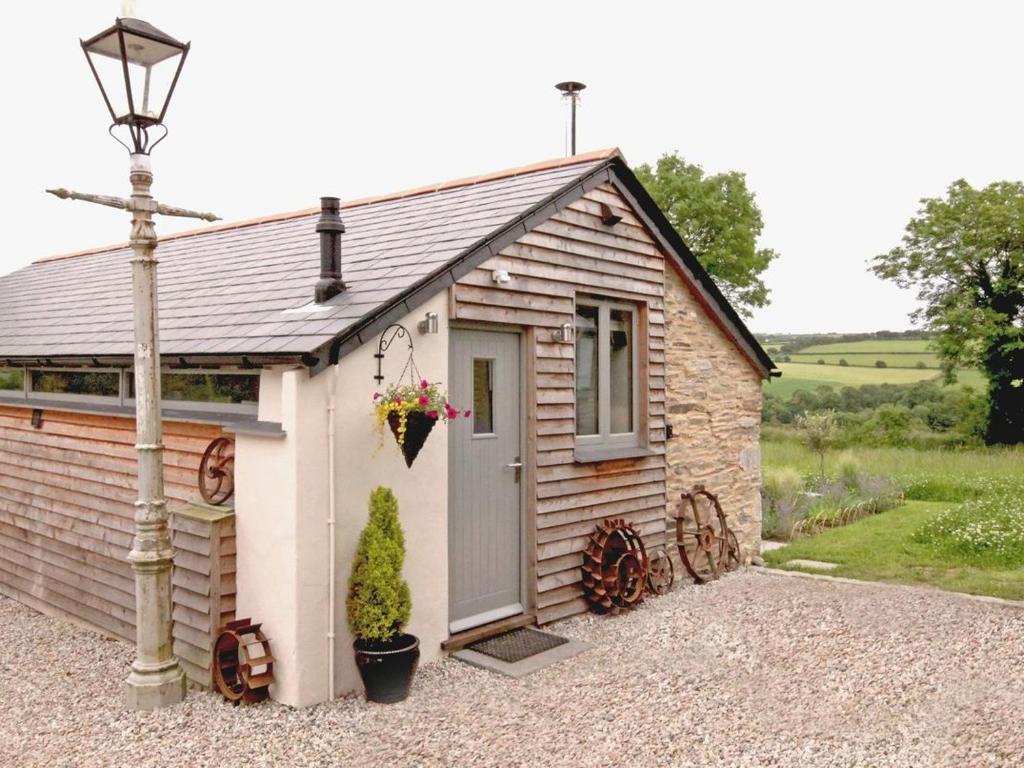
[873,180,1024,445]
[635,153,777,316]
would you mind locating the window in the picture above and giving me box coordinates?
[472,359,495,435]
[128,371,260,414]
[0,369,23,392]
[30,370,120,399]
[575,298,641,450]
[0,366,261,416]
[129,372,259,407]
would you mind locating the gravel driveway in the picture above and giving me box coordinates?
[2,571,1023,768]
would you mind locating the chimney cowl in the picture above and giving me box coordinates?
[315,196,346,303]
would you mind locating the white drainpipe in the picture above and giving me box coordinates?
[326,361,339,700]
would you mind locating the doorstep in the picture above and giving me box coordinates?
[441,613,536,652]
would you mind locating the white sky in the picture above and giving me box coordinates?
[3,1,1022,334]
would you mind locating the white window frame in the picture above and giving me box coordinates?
[574,296,641,450]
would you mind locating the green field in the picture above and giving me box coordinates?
[766,335,987,399]
[799,339,935,354]
[789,352,939,368]
[765,362,940,399]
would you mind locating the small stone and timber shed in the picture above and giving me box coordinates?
[0,148,776,705]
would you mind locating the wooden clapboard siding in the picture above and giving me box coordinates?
[452,183,668,624]
[0,403,233,688]
[171,506,236,687]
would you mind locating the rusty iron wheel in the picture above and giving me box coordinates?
[213,619,274,705]
[675,487,741,585]
[199,436,235,506]
[582,518,649,613]
[645,549,675,595]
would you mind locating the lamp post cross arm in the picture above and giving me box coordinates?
[46,187,220,222]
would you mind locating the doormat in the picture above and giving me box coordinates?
[468,627,569,664]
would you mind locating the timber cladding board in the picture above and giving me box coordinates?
[0,404,235,689]
[452,183,669,624]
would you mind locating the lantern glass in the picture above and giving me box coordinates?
[81,18,189,130]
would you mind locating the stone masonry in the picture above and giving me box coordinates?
[662,267,763,563]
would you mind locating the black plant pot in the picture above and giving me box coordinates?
[387,411,437,468]
[353,634,420,703]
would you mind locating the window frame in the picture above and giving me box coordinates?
[573,296,642,451]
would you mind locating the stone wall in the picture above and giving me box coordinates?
[662,267,764,562]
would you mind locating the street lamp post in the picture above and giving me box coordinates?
[48,13,218,710]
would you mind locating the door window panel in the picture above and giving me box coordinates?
[473,358,494,434]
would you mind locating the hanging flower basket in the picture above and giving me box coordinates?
[375,378,468,468]
[387,411,436,468]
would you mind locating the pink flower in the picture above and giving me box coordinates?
[444,404,457,419]
[393,398,401,405]
[420,379,429,389]
[418,395,429,406]
[426,410,438,419]
[463,410,472,418]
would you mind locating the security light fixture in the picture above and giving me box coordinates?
[492,269,512,285]
[552,323,575,344]
[417,312,439,335]
[81,16,190,154]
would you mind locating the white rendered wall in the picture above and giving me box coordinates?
[235,366,331,707]
[236,293,451,706]
[331,292,450,698]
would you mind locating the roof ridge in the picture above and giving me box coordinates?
[33,148,623,265]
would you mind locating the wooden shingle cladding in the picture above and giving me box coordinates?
[172,506,237,687]
[0,404,233,687]
[452,182,668,624]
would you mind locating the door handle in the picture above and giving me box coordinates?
[505,462,523,469]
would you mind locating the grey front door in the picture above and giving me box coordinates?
[448,329,522,633]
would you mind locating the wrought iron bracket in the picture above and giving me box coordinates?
[374,323,413,384]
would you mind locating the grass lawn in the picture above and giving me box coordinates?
[764,500,1024,601]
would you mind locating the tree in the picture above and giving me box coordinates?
[873,180,1024,444]
[635,153,778,317]
[796,410,839,480]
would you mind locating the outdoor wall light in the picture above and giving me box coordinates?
[417,312,439,335]
[492,269,512,284]
[81,17,190,154]
[552,323,574,344]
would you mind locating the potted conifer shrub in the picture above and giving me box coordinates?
[347,486,419,703]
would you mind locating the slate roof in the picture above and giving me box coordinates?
[0,148,775,375]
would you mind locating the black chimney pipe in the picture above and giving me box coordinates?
[315,196,346,303]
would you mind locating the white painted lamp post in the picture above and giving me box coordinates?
[48,11,218,710]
